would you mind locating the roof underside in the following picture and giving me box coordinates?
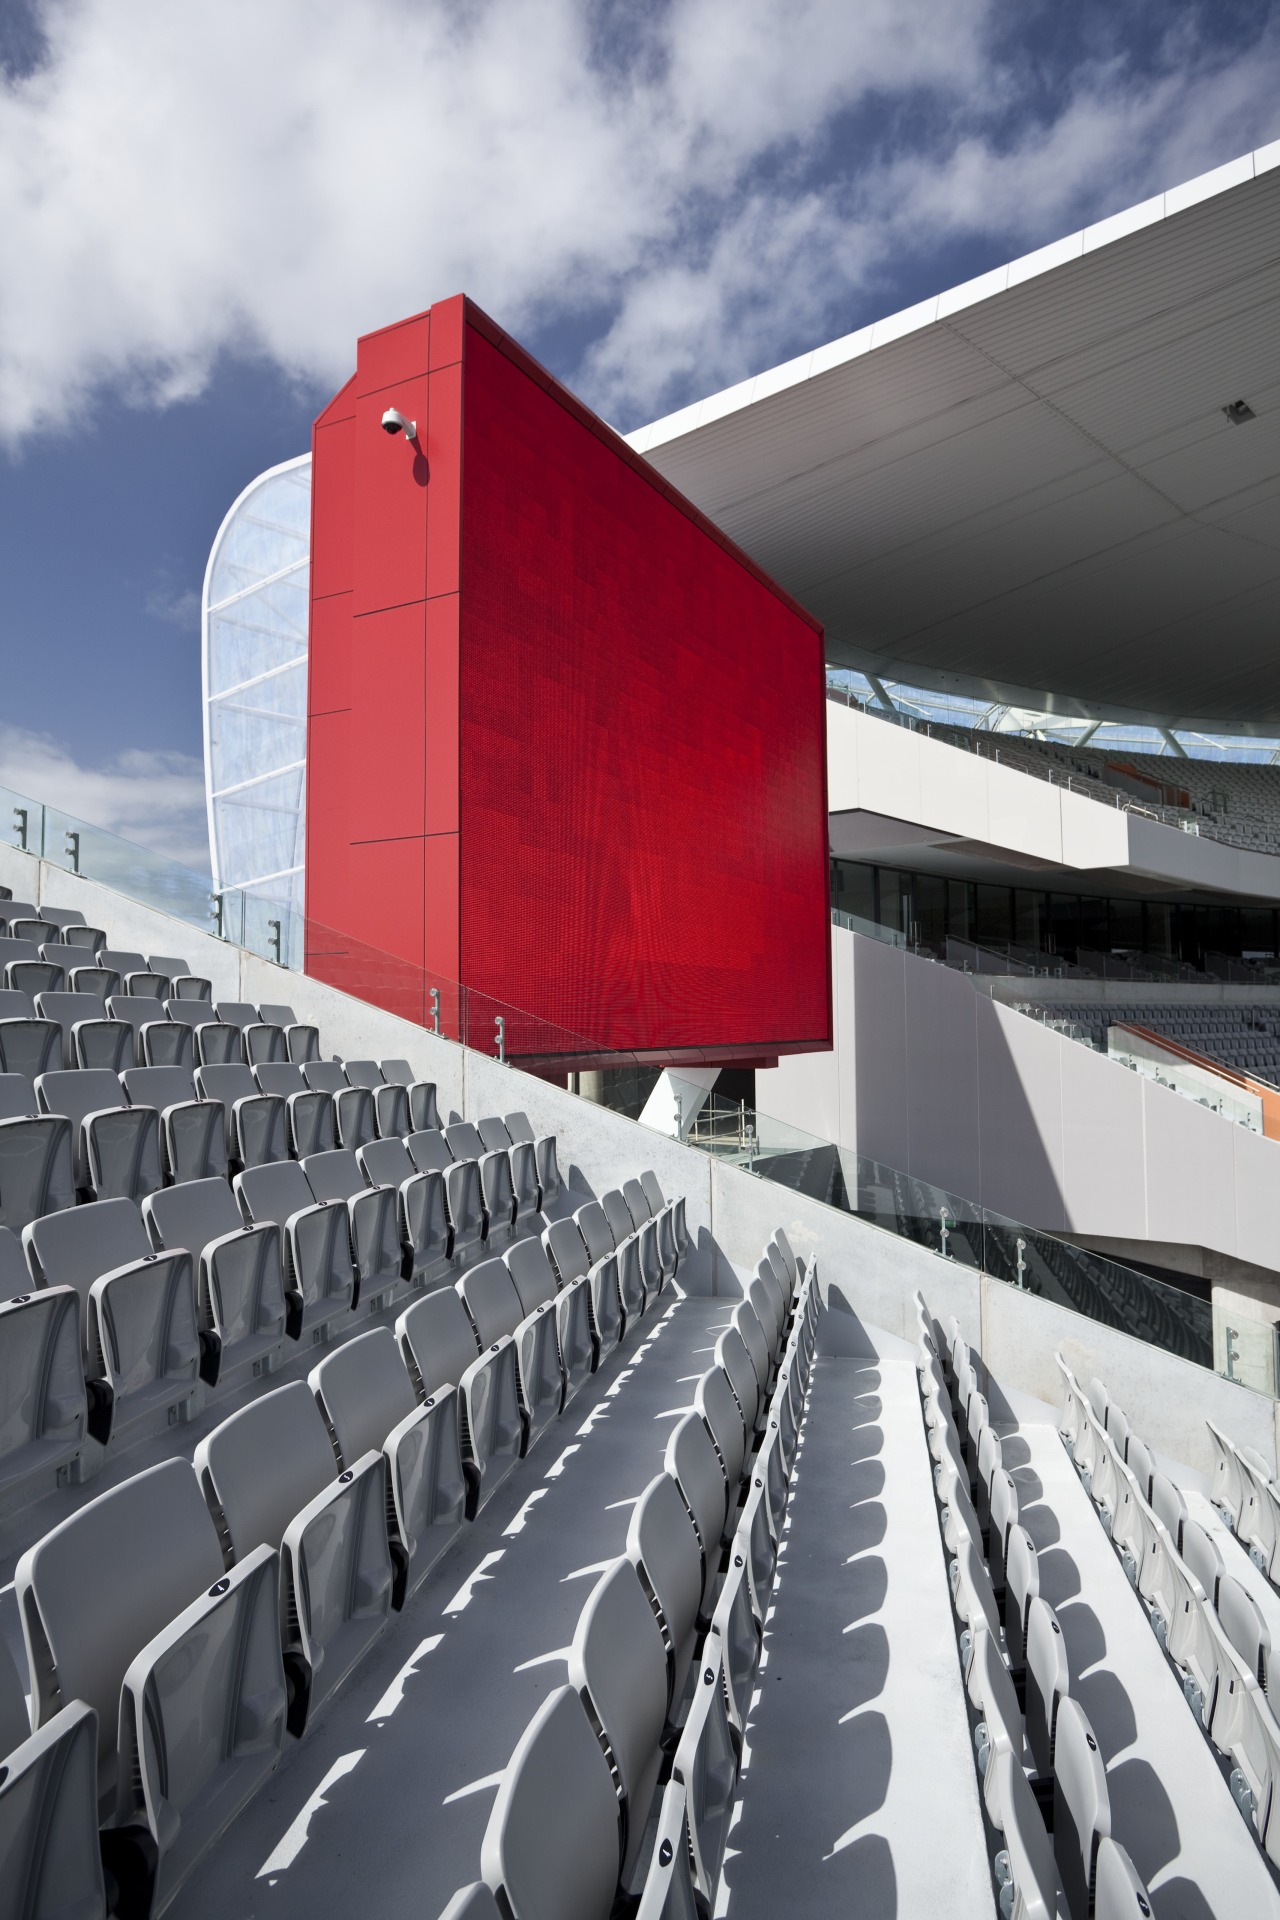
[631,152,1280,731]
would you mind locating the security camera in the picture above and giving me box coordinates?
[381,407,417,440]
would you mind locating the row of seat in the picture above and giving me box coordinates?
[1207,1416,1280,1586]
[1058,1363,1280,1867]
[918,1299,1153,1920]
[0,992,320,1081]
[0,1164,691,1919]
[0,937,213,1005]
[435,1230,818,1920]
[0,1104,593,1504]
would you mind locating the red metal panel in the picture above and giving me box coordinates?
[424,360,463,602]
[310,413,355,602]
[357,312,430,394]
[423,831,461,988]
[424,593,460,835]
[348,601,427,845]
[308,591,352,716]
[347,835,426,969]
[303,709,350,937]
[457,323,831,1058]
[428,294,465,370]
[352,376,431,617]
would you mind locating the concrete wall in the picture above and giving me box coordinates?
[827,701,1280,900]
[9,836,1276,1477]
[759,924,1280,1282]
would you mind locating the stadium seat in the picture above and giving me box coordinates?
[479,1687,621,1920]
[345,1059,410,1139]
[258,1002,319,1064]
[303,1060,374,1148]
[35,1066,162,1205]
[396,1285,521,1517]
[505,1234,593,1407]
[308,1325,466,1607]
[254,1059,336,1156]
[193,1380,393,1734]
[121,1063,227,1182]
[377,1057,438,1132]
[143,1175,287,1384]
[216,1000,286,1066]
[0,1245,85,1498]
[1053,1697,1111,1920]
[568,1558,668,1881]
[109,993,191,1067]
[24,1197,200,1442]
[15,1457,285,1908]
[195,1062,288,1170]
[671,1640,737,1903]
[460,1254,562,1448]
[234,1158,355,1343]
[358,1134,452,1286]
[0,1697,105,1920]
[0,999,63,1080]
[0,1106,73,1234]
[302,1145,404,1311]
[665,1410,729,1594]
[626,1471,704,1711]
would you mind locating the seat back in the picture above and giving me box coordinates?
[732,1300,770,1392]
[575,1201,613,1265]
[1218,1574,1270,1688]
[0,1113,74,1240]
[120,1064,196,1109]
[1125,1435,1154,1503]
[627,1474,703,1700]
[71,1016,132,1072]
[477,1115,512,1152]
[235,1157,315,1225]
[33,994,107,1057]
[143,1174,243,1254]
[398,1287,482,1399]
[665,1411,728,1566]
[504,1111,535,1144]
[991,1748,1056,1920]
[0,1700,106,1918]
[407,1128,453,1173]
[254,1062,306,1097]
[545,1217,589,1286]
[622,1178,650,1227]
[1181,1517,1224,1607]
[360,1135,416,1186]
[165,997,216,1030]
[23,1195,150,1300]
[36,1067,124,1130]
[0,1016,63,1079]
[303,1061,345,1095]
[696,1367,745,1493]
[0,1071,35,1123]
[445,1120,486,1161]
[506,1237,558,1315]
[1052,1697,1110,1920]
[1149,1471,1187,1552]
[747,1275,781,1358]
[639,1170,665,1215]
[1092,1838,1152,1920]
[568,1558,668,1879]
[715,1327,759,1435]
[309,1326,417,1467]
[1003,1525,1039,1665]
[479,1687,621,1920]
[600,1189,634,1248]
[0,1222,29,1297]
[16,1459,224,1797]
[1024,1597,1070,1777]
[461,1257,522,1347]
[194,1381,337,1560]
[301,1146,366,1203]
[215,1002,258,1031]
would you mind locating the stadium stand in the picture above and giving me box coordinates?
[1013,999,1280,1079]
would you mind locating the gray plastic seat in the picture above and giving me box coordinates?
[407,1127,453,1174]
[1093,1837,1152,1920]
[748,1270,783,1360]
[639,1169,665,1215]
[0,901,37,932]
[587,1252,624,1362]
[9,956,65,999]
[569,1558,668,1881]
[24,1197,200,1442]
[0,1108,74,1235]
[32,991,104,1056]
[445,1120,486,1161]
[1219,1573,1270,1689]
[195,1062,288,1170]
[633,1779,700,1920]
[0,1250,85,1498]
[98,948,146,981]
[506,1235,593,1407]
[545,1216,590,1288]
[715,1326,760,1438]
[697,1367,747,1514]
[302,1061,374,1148]
[302,1145,404,1312]
[436,1889,503,1920]
[234,1158,354,1343]
[1025,1597,1070,1778]
[143,1175,287,1385]
[0,1698,105,1920]
[258,1002,320,1066]
[615,1233,645,1322]
[600,1188,634,1248]
[461,1255,562,1449]
[1151,1469,1188,1553]
[477,1146,516,1248]
[67,1010,132,1073]
[479,1686,621,1920]
[627,1472,704,1710]
[477,1115,512,1152]
[108,993,189,1068]
[16,1457,285,1908]
[396,1285,521,1516]
[309,1326,466,1607]
[121,1063,226,1182]
[164,995,217,1031]
[345,1060,410,1139]
[665,1411,729,1594]
[374,1062,439,1133]
[36,1067,161,1207]
[170,972,213,1002]
[670,1640,737,1903]
[216,1001,285,1067]
[509,1139,541,1228]
[194,1381,392,1735]
[0,1010,62,1080]
[1004,1525,1040,1668]
[575,1200,614,1265]
[65,961,115,1001]
[1181,1516,1225,1607]
[709,1540,763,1741]
[255,1060,336,1157]
[536,1134,562,1207]
[732,1299,771,1396]
[446,1157,487,1265]
[359,1135,452,1287]
[622,1177,651,1228]
[194,1021,244,1067]
[1053,1697,1110,1920]
[991,1747,1056,1920]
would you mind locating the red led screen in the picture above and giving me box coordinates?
[307,297,831,1063]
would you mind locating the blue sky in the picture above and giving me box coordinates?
[1,0,1278,868]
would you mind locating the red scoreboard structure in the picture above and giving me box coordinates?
[306,295,831,1067]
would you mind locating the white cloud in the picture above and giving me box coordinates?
[0,724,210,873]
[0,1,1276,437]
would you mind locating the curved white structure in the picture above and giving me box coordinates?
[201,453,312,916]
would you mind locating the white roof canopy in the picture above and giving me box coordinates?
[630,145,1280,731]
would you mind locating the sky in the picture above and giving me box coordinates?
[1,0,1278,871]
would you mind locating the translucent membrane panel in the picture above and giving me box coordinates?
[204,456,312,900]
